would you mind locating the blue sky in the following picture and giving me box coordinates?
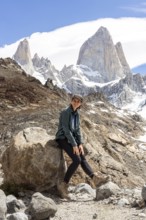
[0,0,146,47]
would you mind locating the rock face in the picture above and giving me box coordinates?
[77,26,130,82]
[32,53,59,83]
[59,65,98,95]
[13,39,60,84]
[115,42,131,76]
[1,127,65,191]
[13,39,34,76]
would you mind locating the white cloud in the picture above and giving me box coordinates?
[121,2,146,13]
[0,17,146,70]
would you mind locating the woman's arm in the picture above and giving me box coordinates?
[61,110,77,147]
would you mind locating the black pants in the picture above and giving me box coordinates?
[57,139,94,183]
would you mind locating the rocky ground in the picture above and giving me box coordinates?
[47,183,146,220]
[2,177,146,220]
[24,182,146,220]
[51,200,145,220]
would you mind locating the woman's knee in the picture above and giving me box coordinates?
[73,155,81,165]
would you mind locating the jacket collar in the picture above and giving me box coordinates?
[69,104,77,114]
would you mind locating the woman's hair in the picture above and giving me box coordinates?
[71,94,83,103]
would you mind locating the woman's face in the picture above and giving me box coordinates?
[71,98,82,111]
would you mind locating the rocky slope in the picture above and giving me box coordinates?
[1,58,146,219]
[0,58,146,188]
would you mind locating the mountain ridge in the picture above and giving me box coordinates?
[1,17,146,70]
[1,26,146,119]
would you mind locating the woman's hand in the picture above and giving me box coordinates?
[73,146,80,155]
[78,144,84,155]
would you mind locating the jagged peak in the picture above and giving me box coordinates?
[115,41,131,74]
[15,38,30,54]
[33,53,40,59]
[97,26,109,32]
[22,38,28,43]
[32,54,51,64]
[18,38,29,47]
[94,26,111,37]
[41,57,50,63]
[116,42,122,47]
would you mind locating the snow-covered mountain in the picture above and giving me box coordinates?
[77,27,131,82]
[1,17,146,71]
[0,23,146,119]
[12,39,59,85]
[12,26,132,86]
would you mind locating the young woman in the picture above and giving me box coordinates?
[56,95,109,199]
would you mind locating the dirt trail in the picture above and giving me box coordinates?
[51,199,145,220]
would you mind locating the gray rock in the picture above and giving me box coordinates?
[117,198,130,206]
[28,192,57,220]
[6,195,26,214]
[7,212,28,220]
[95,181,120,201]
[74,183,96,197]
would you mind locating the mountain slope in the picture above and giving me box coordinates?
[1,58,146,189]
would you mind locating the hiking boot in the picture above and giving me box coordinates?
[92,172,110,187]
[57,181,70,199]
[138,199,146,208]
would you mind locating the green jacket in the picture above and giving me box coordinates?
[55,105,83,147]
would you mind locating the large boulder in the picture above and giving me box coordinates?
[1,127,65,191]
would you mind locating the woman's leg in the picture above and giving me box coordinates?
[80,153,110,186]
[57,139,81,183]
[80,154,94,177]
